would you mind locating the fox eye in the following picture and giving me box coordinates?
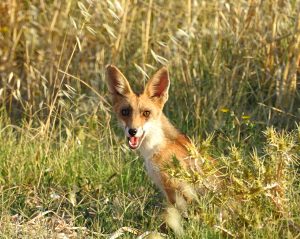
[121,108,130,116]
[143,110,150,117]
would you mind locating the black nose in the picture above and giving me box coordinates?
[128,128,137,136]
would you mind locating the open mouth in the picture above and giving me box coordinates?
[128,133,145,150]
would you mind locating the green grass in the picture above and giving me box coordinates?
[0,0,300,238]
[0,111,299,238]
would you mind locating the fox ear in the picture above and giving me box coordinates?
[145,67,170,104]
[106,65,132,98]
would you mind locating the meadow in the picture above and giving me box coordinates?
[0,0,300,238]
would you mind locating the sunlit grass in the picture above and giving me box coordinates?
[0,112,299,238]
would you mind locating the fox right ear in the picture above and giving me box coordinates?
[106,65,132,98]
[145,67,170,105]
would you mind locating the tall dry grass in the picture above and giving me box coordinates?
[0,0,299,133]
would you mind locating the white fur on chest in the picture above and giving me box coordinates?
[139,120,164,159]
[144,157,164,193]
[139,120,165,193]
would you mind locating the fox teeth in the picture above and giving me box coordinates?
[128,133,145,150]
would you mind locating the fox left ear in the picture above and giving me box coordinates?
[145,67,170,105]
[105,65,133,104]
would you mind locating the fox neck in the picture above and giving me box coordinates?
[139,113,179,160]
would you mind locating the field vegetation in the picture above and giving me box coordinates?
[0,0,299,238]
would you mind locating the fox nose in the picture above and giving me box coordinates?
[128,128,137,136]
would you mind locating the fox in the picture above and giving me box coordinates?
[105,65,208,232]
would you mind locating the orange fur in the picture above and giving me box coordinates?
[106,65,198,207]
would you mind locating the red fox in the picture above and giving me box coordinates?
[106,65,204,232]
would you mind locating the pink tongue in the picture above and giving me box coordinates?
[130,137,138,145]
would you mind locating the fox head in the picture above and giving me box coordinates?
[106,65,170,150]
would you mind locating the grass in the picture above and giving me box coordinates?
[0,111,299,238]
[0,0,300,238]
